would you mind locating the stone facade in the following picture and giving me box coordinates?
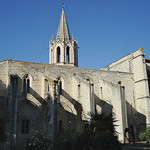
[0,8,150,150]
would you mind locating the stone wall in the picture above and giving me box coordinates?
[0,52,149,149]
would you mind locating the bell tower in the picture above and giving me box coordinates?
[49,7,78,67]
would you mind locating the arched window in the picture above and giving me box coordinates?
[22,120,29,134]
[44,79,49,92]
[118,81,122,85]
[66,46,70,63]
[23,75,30,93]
[57,77,63,95]
[57,47,61,63]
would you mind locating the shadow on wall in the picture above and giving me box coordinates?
[95,93,146,142]
[0,80,8,118]
[146,66,150,94]
[16,83,51,150]
[59,90,113,133]
[0,77,147,149]
[59,104,77,133]
[0,80,9,150]
[22,86,45,104]
[0,76,84,150]
[126,101,146,142]
[17,100,45,150]
[95,94,113,115]
[0,75,50,150]
[20,84,84,145]
[60,89,84,131]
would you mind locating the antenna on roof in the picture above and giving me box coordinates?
[62,3,65,8]
[62,3,65,12]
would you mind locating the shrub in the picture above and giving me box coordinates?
[25,133,51,150]
[54,113,122,150]
[139,126,150,142]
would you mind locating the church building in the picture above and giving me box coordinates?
[0,7,150,150]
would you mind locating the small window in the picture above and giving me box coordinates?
[57,47,61,63]
[22,120,29,134]
[23,75,30,93]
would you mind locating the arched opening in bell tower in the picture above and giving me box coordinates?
[57,47,61,63]
[66,46,70,63]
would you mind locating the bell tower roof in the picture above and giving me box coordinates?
[56,7,71,41]
[49,6,78,67]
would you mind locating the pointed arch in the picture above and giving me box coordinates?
[85,76,95,113]
[57,76,64,95]
[44,79,49,94]
[66,46,70,63]
[85,76,94,84]
[57,46,61,63]
[22,74,31,94]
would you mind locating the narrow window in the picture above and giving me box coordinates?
[74,49,76,64]
[27,79,30,93]
[23,79,26,93]
[57,47,61,63]
[48,83,49,91]
[45,79,49,93]
[22,120,29,134]
[78,84,80,99]
[100,87,103,99]
[66,46,70,63]
[23,75,30,93]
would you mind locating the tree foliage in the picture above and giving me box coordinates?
[139,126,150,142]
[90,113,117,134]
[25,133,51,150]
[54,113,122,150]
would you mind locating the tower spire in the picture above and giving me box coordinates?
[56,5,71,41]
[49,7,78,67]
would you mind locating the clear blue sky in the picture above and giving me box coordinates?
[0,0,150,69]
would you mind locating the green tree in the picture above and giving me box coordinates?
[87,113,121,150]
[139,126,150,142]
[54,113,122,150]
[89,113,117,134]
[25,133,51,150]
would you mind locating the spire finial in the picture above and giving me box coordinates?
[62,3,65,13]
[56,3,71,41]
